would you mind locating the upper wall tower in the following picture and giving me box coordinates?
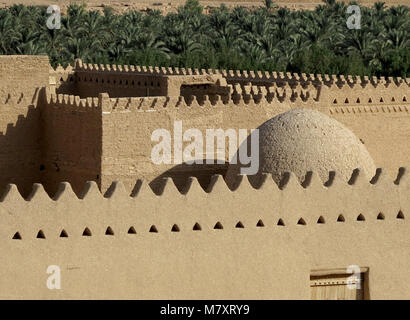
[0,56,50,197]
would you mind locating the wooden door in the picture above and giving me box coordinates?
[310,273,364,300]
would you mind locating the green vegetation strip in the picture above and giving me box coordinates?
[0,0,408,77]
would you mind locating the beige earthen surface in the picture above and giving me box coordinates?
[226,109,377,185]
[0,55,410,299]
[0,171,410,299]
[0,0,407,13]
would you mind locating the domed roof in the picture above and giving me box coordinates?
[226,109,376,185]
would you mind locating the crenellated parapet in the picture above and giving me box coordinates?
[50,63,74,82]
[44,87,101,111]
[98,91,319,113]
[54,60,410,112]
[70,59,410,89]
[93,84,409,113]
[321,79,409,109]
[0,167,409,242]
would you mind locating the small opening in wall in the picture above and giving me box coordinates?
[171,224,180,232]
[380,97,384,102]
[193,223,201,231]
[368,98,372,103]
[157,82,160,87]
[60,229,68,237]
[297,218,306,225]
[149,225,158,233]
[277,219,285,226]
[138,81,141,86]
[39,164,45,171]
[403,96,407,102]
[397,211,405,219]
[36,230,46,239]
[102,79,104,84]
[256,219,265,227]
[317,216,325,224]
[128,226,136,234]
[377,212,385,220]
[337,214,345,222]
[151,82,154,86]
[333,99,337,104]
[391,97,395,102]
[235,221,244,228]
[344,98,349,104]
[12,232,22,240]
[105,226,114,236]
[357,214,365,221]
[356,98,360,103]
[82,227,92,236]
[214,222,223,230]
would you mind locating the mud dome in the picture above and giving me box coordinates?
[226,109,377,185]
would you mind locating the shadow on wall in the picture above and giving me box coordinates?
[149,161,229,194]
[0,88,102,199]
[0,102,42,198]
[56,73,169,98]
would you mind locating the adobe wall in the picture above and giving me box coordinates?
[0,93,42,197]
[1,169,410,299]
[99,90,295,192]
[63,62,170,98]
[98,76,409,192]
[74,71,168,98]
[318,80,410,176]
[0,57,409,197]
[50,64,76,94]
[0,55,50,96]
[40,90,102,196]
[0,56,50,197]
[65,62,231,99]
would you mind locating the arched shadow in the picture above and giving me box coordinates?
[149,160,229,193]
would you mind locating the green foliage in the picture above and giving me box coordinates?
[180,0,203,16]
[0,1,408,77]
[265,0,274,9]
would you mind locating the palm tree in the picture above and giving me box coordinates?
[0,12,21,54]
[322,0,336,6]
[0,1,407,77]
